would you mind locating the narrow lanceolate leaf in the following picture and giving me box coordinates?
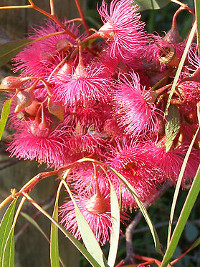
[63,181,108,267]
[134,0,170,11]
[0,199,17,266]
[50,183,63,267]
[0,39,34,67]
[107,166,162,255]
[0,99,12,141]
[167,126,200,246]
[165,105,180,152]
[2,228,15,267]
[107,180,120,267]
[165,21,197,115]
[161,166,200,267]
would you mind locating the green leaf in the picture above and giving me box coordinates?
[107,180,120,267]
[165,21,197,115]
[165,105,180,152]
[0,199,17,267]
[107,165,162,254]
[167,126,200,246]
[2,228,15,267]
[50,184,62,267]
[0,99,12,141]
[134,0,170,11]
[161,166,200,267]
[0,39,34,67]
[63,181,108,267]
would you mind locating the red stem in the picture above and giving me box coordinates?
[74,0,91,35]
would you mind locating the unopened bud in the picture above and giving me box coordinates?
[0,76,30,90]
[48,98,65,121]
[163,27,181,44]
[56,39,73,53]
[14,91,33,113]
[85,193,108,214]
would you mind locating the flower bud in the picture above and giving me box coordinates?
[56,39,73,53]
[48,98,65,121]
[163,27,181,44]
[14,90,33,113]
[0,76,30,90]
[85,193,108,214]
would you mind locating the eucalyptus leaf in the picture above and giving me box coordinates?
[50,184,62,267]
[0,39,34,67]
[165,105,180,152]
[0,99,12,141]
[134,0,171,11]
[107,180,120,267]
[0,199,17,267]
[161,166,200,267]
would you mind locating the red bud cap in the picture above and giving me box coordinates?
[0,76,30,90]
[85,193,108,214]
[48,98,65,121]
[56,39,73,53]
[14,90,33,113]
[163,27,181,44]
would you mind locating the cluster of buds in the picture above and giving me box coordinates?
[0,0,200,245]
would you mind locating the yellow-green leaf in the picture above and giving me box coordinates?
[0,99,12,141]
[0,199,17,267]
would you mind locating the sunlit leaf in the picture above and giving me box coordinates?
[165,105,180,152]
[50,184,62,267]
[107,165,162,254]
[167,126,200,246]
[0,99,12,141]
[161,166,200,267]
[0,199,17,266]
[107,180,120,267]
[134,0,170,11]
[0,39,34,67]
[165,21,197,115]
[23,192,104,267]
[2,228,14,267]
[63,181,108,267]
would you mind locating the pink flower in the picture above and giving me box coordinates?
[7,119,66,168]
[13,20,79,79]
[60,181,129,245]
[106,139,164,210]
[53,63,112,106]
[98,0,146,58]
[153,140,200,185]
[114,72,159,137]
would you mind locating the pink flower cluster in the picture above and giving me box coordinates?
[1,0,200,245]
